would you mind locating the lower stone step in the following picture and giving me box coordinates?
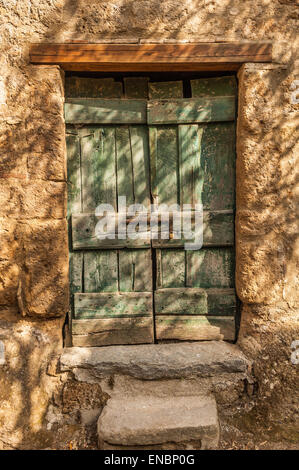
[97,395,219,450]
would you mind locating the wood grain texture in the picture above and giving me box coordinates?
[72,213,151,249]
[72,210,234,249]
[74,292,152,319]
[72,317,154,346]
[191,76,237,97]
[66,131,81,217]
[124,77,149,99]
[155,288,208,315]
[152,210,234,248]
[65,99,147,124]
[30,43,272,72]
[200,122,235,211]
[155,315,235,341]
[84,251,118,293]
[149,81,183,99]
[179,124,203,206]
[65,74,238,345]
[149,126,179,205]
[119,249,153,292]
[186,248,235,289]
[156,247,235,290]
[65,77,122,98]
[80,127,117,211]
[154,287,236,316]
[148,97,235,124]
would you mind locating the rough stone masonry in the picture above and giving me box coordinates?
[0,0,298,449]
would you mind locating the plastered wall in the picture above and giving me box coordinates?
[0,0,298,449]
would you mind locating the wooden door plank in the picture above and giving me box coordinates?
[148,97,235,124]
[149,81,183,99]
[149,126,158,204]
[207,288,236,316]
[65,99,147,124]
[74,292,152,319]
[124,77,149,99]
[155,287,236,316]
[178,124,204,206]
[65,77,122,98]
[149,126,179,205]
[130,126,151,208]
[84,251,118,292]
[155,288,208,315]
[191,76,237,97]
[66,132,81,216]
[69,252,83,296]
[156,250,185,289]
[71,211,234,249]
[72,213,151,249]
[200,122,235,211]
[152,210,234,248]
[81,127,117,212]
[155,315,235,341]
[72,317,154,346]
[186,247,234,288]
[119,250,152,292]
[116,126,134,205]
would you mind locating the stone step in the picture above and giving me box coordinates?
[61,341,250,381]
[98,395,219,450]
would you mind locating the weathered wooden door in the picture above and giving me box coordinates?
[66,75,236,347]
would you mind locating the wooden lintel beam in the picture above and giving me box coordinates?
[29,43,272,72]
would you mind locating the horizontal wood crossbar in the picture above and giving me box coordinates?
[30,43,272,72]
[65,97,235,124]
[71,211,234,249]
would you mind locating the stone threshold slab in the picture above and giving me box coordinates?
[60,341,250,380]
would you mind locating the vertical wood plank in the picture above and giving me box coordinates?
[69,251,83,296]
[200,122,235,211]
[116,126,134,205]
[178,124,204,206]
[159,249,185,288]
[84,251,118,292]
[149,126,179,205]
[156,249,162,289]
[186,248,234,288]
[149,126,158,204]
[149,81,183,99]
[66,132,81,217]
[133,250,152,291]
[119,250,133,291]
[191,76,237,97]
[130,126,151,208]
[66,77,123,98]
[81,127,117,211]
[124,77,149,99]
[119,250,152,292]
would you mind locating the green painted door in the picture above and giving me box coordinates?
[66,75,236,346]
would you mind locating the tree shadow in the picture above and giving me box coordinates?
[0,0,297,449]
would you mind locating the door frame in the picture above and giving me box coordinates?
[29,42,274,344]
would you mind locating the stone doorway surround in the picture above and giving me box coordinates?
[26,40,285,329]
[26,42,298,355]
[0,40,293,448]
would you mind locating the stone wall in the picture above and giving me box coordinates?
[0,0,298,449]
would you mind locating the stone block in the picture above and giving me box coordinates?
[0,179,66,219]
[27,151,66,181]
[19,219,69,317]
[98,395,219,449]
